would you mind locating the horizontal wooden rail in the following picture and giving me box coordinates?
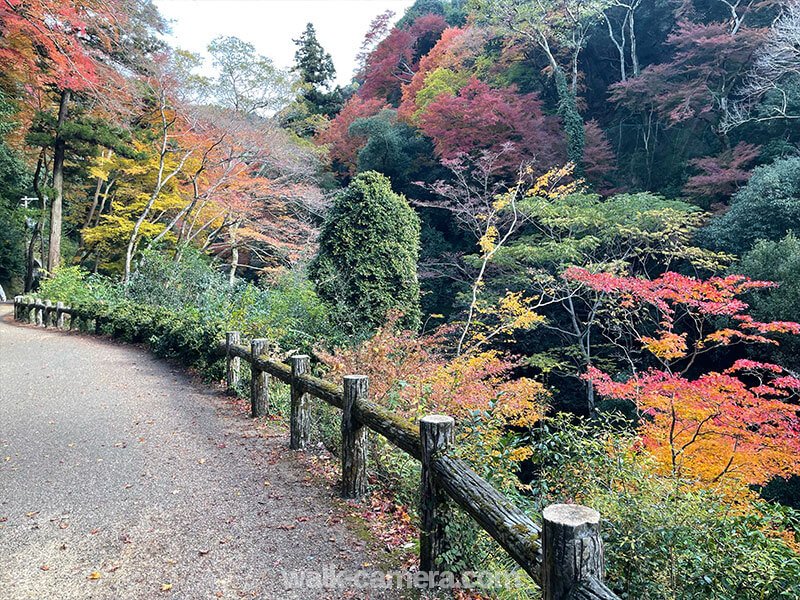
[432,454,543,581]
[15,297,623,600]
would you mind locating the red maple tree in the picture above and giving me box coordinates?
[564,267,800,488]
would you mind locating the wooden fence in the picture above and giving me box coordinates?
[12,295,620,600]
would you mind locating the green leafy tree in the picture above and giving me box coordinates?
[492,188,730,412]
[293,23,336,89]
[703,156,800,256]
[0,94,32,291]
[736,232,800,371]
[309,171,421,332]
[208,36,297,115]
[284,23,345,136]
[349,109,429,186]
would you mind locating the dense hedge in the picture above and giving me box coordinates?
[71,299,226,380]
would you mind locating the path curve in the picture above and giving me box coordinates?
[0,305,403,599]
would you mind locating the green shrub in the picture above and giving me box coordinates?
[703,156,800,256]
[37,266,119,305]
[309,171,422,333]
[530,415,800,600]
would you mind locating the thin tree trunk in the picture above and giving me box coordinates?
[83,150,112,229]
[84,175,103,228]
[25,150,47,292]
[629,9,640,77]
[228,221,238,286]
[94,182,113,226]
[604,12,627,82]
[47,89,71,275]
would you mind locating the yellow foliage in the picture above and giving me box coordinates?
[479,225,498,255]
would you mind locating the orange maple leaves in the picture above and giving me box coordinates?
[567,267,800,488]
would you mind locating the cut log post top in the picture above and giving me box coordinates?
[543,504,606,600]
[225,331,241,392]
[420,415,455,575]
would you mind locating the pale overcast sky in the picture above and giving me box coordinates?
[154,0,416,87]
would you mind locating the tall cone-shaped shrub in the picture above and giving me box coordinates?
[310,171,421,332]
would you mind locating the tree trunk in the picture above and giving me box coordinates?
[629,10,640,77]
[228,221,238,286]
[604,13,627,82]
[47,89,71,275]
[26,151,47,292]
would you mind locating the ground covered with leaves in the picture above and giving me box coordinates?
[0,306,414,600]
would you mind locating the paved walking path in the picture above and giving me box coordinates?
[0,305,405,600]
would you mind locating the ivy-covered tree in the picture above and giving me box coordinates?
[309,171,421,332]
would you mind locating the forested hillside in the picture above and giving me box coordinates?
[2,0,800,597]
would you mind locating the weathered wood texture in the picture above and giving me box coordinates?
[35,298,43,326]
[56,301,66,329]
[341,375,369,498]
[44,300,53,327]
[289,355,311,450]
[352,396,421,460]
[226,331,241,392]
[420,415,454,575]
[566,577,619,600]
[431,454,543,582]
[543,504,605,600]
[250,339,270,418]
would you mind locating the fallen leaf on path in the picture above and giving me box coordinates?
[161,583,172,591]
[40,565,49,571]
[88,572,102,580]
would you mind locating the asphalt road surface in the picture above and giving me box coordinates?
[0,304,406,600]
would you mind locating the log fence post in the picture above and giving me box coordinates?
[27,297,35,324]
[43,300,52,327]
[542,504,606,600]
[13,296,20,320]
[225,331,241,392]
[250,339,269,417]
[289,355,311,450]
[419,414,455,579]
[56,302,66,329]
[35,298,43,326]
[341,375,368,498]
